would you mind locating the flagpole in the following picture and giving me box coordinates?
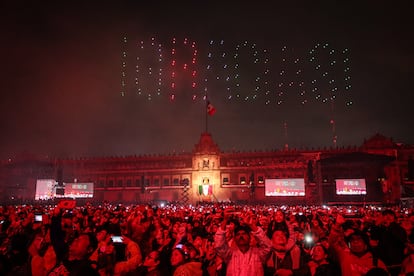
[330,98,337,148]
[204,89,209,133]
[205,98,208,133]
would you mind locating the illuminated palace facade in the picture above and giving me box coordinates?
[1,132,414,205]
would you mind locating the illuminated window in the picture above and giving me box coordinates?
[222,173,230,185]
[240,176,246,185]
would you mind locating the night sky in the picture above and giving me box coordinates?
[1,1,413,159]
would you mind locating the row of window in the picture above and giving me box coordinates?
[222,174,265,185]
[96,177,189,188]
[94,174,269,188]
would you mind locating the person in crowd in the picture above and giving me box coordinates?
[90,225,117,276]
[222,216,240,249]
[214,211,273,276]
[48,232,99,275]
[192,235,206,260]
[112,231,143,275]
[267,210,290,239]
[306,243,338,276]
[170,244,203,276]
[265,229,310,276]
[308,216,327,243]
[377,209,407,276]
[139,217,158,259]
[29,228,57,276]
[400,215,414,254]
[406,213,414,251]
[127,209,150,252]
[2,232,32,275]
[202,238,225,276]
[328,213,388,276]
[49,206,76,264]
[363,221,382,258]
[140,249,163,276]
[48,205,99,275]
[171,221,189,247]
[400,253,414,276]
[154,229,176,275]
[192,219,208,239]
[293,226,306,248]
[259,215,271,234]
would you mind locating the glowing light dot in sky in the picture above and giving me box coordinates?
[121,35,352,110]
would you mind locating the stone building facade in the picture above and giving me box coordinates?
[1,132,413,205]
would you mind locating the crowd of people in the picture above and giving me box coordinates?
[1,200,414,276]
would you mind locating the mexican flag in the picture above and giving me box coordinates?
[198,184,213,195]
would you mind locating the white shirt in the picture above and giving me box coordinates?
[214,227,272,276]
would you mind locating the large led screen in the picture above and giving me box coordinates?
[265,178,305,196]
[64,183,94,198]
[35,179,58,200]
[35,180,94,200]
[335,179,367,195]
